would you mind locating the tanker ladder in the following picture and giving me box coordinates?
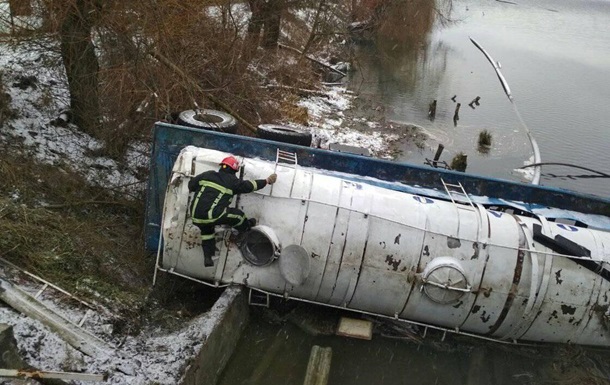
[441,178,475,208]
[441,178,484,240]
[270,148,299,196]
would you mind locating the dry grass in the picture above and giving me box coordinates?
[0,150,148,313]
[279,94,310,125]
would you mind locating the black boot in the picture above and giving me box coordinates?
[202,243,215,267]
[204,255,214,267]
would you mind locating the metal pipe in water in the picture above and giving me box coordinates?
[470,37,542,185]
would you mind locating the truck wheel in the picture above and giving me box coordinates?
[177,109,238,134]
[257,124,312,147]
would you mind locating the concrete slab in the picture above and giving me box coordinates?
[336,317,373,340]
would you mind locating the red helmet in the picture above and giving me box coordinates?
[220,156,240,171]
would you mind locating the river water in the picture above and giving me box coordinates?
[220,304,610,385]
[352,0,610,197]
[218,2,610,384]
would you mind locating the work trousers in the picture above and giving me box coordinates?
[194,207,250,259]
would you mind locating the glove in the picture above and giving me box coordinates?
[266,173,277,185]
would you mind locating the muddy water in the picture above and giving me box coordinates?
[219,306,610,385]
[351,0,610,197]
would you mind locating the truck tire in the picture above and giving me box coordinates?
[257,124,312,147]
[177,109,238,134]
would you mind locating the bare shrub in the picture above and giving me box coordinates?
[4,0,447,158]
[0,72,18,123]
[0,150,146,308]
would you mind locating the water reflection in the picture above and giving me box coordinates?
[348,0,610,197]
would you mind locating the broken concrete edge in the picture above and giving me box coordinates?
[179,285,249,385]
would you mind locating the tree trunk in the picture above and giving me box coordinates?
[60,0,101,138]
[261,0,282,48]
[246,0,283,50]
[241,0,265,63]
[246,0,264,44]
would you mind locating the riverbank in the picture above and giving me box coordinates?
[0,17,430,384]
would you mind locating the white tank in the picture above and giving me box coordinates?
[161,147,610,346]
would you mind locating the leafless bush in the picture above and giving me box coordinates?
[3,0,450,158]
[0,72,18,123]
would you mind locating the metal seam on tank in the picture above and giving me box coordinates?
[329,194,353,297]
[569,229,605,342]
[311,180,342,299]
[556,273,601,344]
[174,187,192,271]
[506,218,547,340]
[345,237,369,307]
[459,207,493,329]
[453,200,461,238]
[485,220,527,336]
[343,193,371,306]
[298,186,313,245]
[316,207,341,299]
[521,221,556,339]
[398,215,431,317]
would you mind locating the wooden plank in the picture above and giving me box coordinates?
[303,345,332,385]
[0,368,106,382]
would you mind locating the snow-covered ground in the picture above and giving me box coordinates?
[0,263,242,384]
[298,87,403,156]
[0,40,146,199]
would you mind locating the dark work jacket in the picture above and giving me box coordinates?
[188,169,267,223]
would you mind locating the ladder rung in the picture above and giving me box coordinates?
[276,149,298,165]
[441,178,475,208]
[34,283,49,299]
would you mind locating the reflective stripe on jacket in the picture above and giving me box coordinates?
[188,169,267,222]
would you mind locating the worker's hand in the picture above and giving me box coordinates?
[266,173,277,185]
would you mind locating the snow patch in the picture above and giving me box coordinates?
[0,40,146,198]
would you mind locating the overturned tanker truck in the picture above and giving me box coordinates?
[146,122,610,347]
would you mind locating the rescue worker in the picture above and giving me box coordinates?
[188,155,277,267]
